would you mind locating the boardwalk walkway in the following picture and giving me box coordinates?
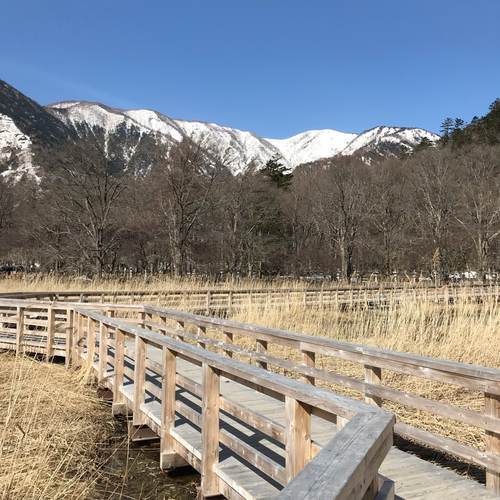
[0,288,499,499]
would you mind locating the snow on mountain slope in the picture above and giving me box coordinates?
[267,129,357,167]
[51,101,145,134]
[175,119,282,174]
[0,114,31,153]
[0,114,38,179]
[340,126,438,157]
[124,109,184,142]
[49,102,283,174]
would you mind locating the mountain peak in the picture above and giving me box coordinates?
[1,80,440,178]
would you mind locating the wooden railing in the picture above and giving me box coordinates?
[133,304,500,495]
[1,296,395,499]
[1,291,500,496]
[1,283,498,313]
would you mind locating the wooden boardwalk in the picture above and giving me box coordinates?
[0,289,499,499]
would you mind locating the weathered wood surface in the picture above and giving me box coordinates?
[1,291,499,498]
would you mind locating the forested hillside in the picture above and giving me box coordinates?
[0,97,498,280]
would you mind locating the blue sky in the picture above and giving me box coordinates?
[1,1,499,137]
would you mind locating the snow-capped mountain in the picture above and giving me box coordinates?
[267,129,357,167]
[49,101,284,174]
[0,79,440,178]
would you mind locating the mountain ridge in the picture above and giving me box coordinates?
[0,79,440,177]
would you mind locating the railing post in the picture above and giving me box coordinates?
[223,330,233,357]
[301,350,315,385]
[98,320,108,383]
[197,326,207,349]
[112,328,127,416]
[364,365,382,407]
[206,291,211,315]
[175,320,184,341]
[485,392,500,494]
[15,306,25,355]
[160,346,180,469]
[76,312,84,364]
[133,334,147,426]
[285,396,311,482]
[65,308,73,367]
[201,362,220,497]
[256,339,268,369]
[46,307,55,361]
[86,317,95,369]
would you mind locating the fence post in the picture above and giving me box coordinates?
[46,307,55,361]
[160,347,181,469]
[197,326,207,349]
[201,363,220,497]
[133,335,147,426]
[15,306,25,355]
[364,365,382,407]
[76,312,84,364]
[206,291,211,315]
[86,317,95,369]
[112,328,127,416]
[98,320,108,383]
[285,396,311,482]
[65,308,73,367]
[256,339,268,369]
[223,330,233,357]
[301,350,315,385]
[485,392,500,494]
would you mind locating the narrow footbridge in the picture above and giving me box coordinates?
[0,289,499,499]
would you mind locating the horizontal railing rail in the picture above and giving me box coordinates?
[139,304,500,494]
[71,306,394,499]
[1,287,499,495]
[0,283,497,314]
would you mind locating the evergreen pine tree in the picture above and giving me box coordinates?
[440,117,454,141]
[260,155,293,189]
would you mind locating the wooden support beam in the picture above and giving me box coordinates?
[301,350,315,385]
[365,365,382,407]
[98,320,108,383]
[46,307,55,360]
[15,306,24,355]
[485,392,500,494]
[160,347,186,469]
[223,331,233,358]
[65,308,73,367]
[112,328,127,416]
[133,335,147,426]
[197,326,207,349]
[256,339,268,369]
[285,396,312,482]
[86,316,95,369]
[201,363,220,497]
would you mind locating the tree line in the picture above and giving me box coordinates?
[0,100,499,281]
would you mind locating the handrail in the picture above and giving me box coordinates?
[1,289,499,495]
[72,306,394,498]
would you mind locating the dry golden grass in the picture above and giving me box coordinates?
[0,274,311,294]
[0,354,117,500]
[229,297,499,450]
[1,275,497,458]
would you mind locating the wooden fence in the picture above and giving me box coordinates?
[2,283,498,314]
[0,288,499,496]
[0,297,394,499]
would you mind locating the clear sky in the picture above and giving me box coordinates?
[1,0,499,137]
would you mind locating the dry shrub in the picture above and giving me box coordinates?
[0,354,116,499]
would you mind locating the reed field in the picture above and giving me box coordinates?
[0,354,117,499]
[228,297,499,452]
[0,275,498,487]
